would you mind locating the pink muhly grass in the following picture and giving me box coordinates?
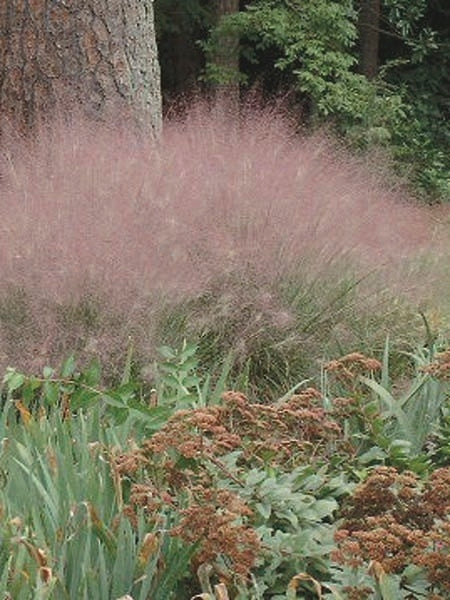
[0,101,444,378]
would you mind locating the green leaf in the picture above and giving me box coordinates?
[381,335,390,390]
[159,366,179,379]
[177,357,198,373]
[181,375,200,388]
[82,360,102,387]
[101,394,127,408]
[43,381,59,406]
[376,571,402,599]
[255,502,272,520]
[359,375,413,441]
[128,405,172,430]
[85,502,117,554]
[70,389,99,411]
[158,346,177,360]
[358,446,387,464]
[179,341,199,360]
[398,374,429,408]
[3,370,25,392]
[42,366,55,379]
[60,354,76,378]
[310,498,338,519]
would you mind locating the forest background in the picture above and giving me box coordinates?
[156,0,449,202]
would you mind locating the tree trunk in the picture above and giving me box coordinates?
[212,0,240,107]
[0,0,162,135]
[358,0,381,79]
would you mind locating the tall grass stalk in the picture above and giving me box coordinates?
[0,407,193,598]
[360,339,449,456]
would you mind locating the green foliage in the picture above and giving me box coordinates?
[359,343,448,456]
[2,356,171,437]
[322,340,450,473]
[153,340,235,409]
[154,0,215,95]
[203,0,364,120]
[0,336,449,597]
[231,464,354,598]
[155,0,212,38]
[155,340,204,408]
[384,0,436,58]
[200,0,449,200]
[0,407,194,599]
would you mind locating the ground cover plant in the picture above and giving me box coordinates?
[0,343,448,598]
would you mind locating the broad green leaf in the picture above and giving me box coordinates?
[358,446,387,464]
[158,346,177,360]
[255,502,272,520]
[359,375,413,441]
[178,342,198,360]
[43,381,59,406]
[3,370,25,392]
[70,389,99,411]
[310,499,338,519]
[82,360,102,387]
[42,366,55,379]
[60,355,76,378]
[181,375,201,388]
[377,571,403,599]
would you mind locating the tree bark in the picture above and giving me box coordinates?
[0,0,162,135]
[358,0,381,79]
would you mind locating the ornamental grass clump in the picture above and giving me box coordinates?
[0,100,446,387]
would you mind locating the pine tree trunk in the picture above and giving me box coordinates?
[358,0,381,79]
[0,0,162,134]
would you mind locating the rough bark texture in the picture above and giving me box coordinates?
[358,0,381,79]
[0,0,162,134]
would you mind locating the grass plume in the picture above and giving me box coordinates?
[0,101,447,387]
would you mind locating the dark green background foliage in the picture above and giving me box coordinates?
[155,0,449,201]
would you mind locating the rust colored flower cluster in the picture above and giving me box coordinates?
[171,486,260,579]
[333,466,450,594]
[423,350,450,380]
[341,585,374,600]
[325,352,382,388]
[143,388,343,468]
[144,404,241,460]
[122,478,258,581]
[113,388,348,585]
